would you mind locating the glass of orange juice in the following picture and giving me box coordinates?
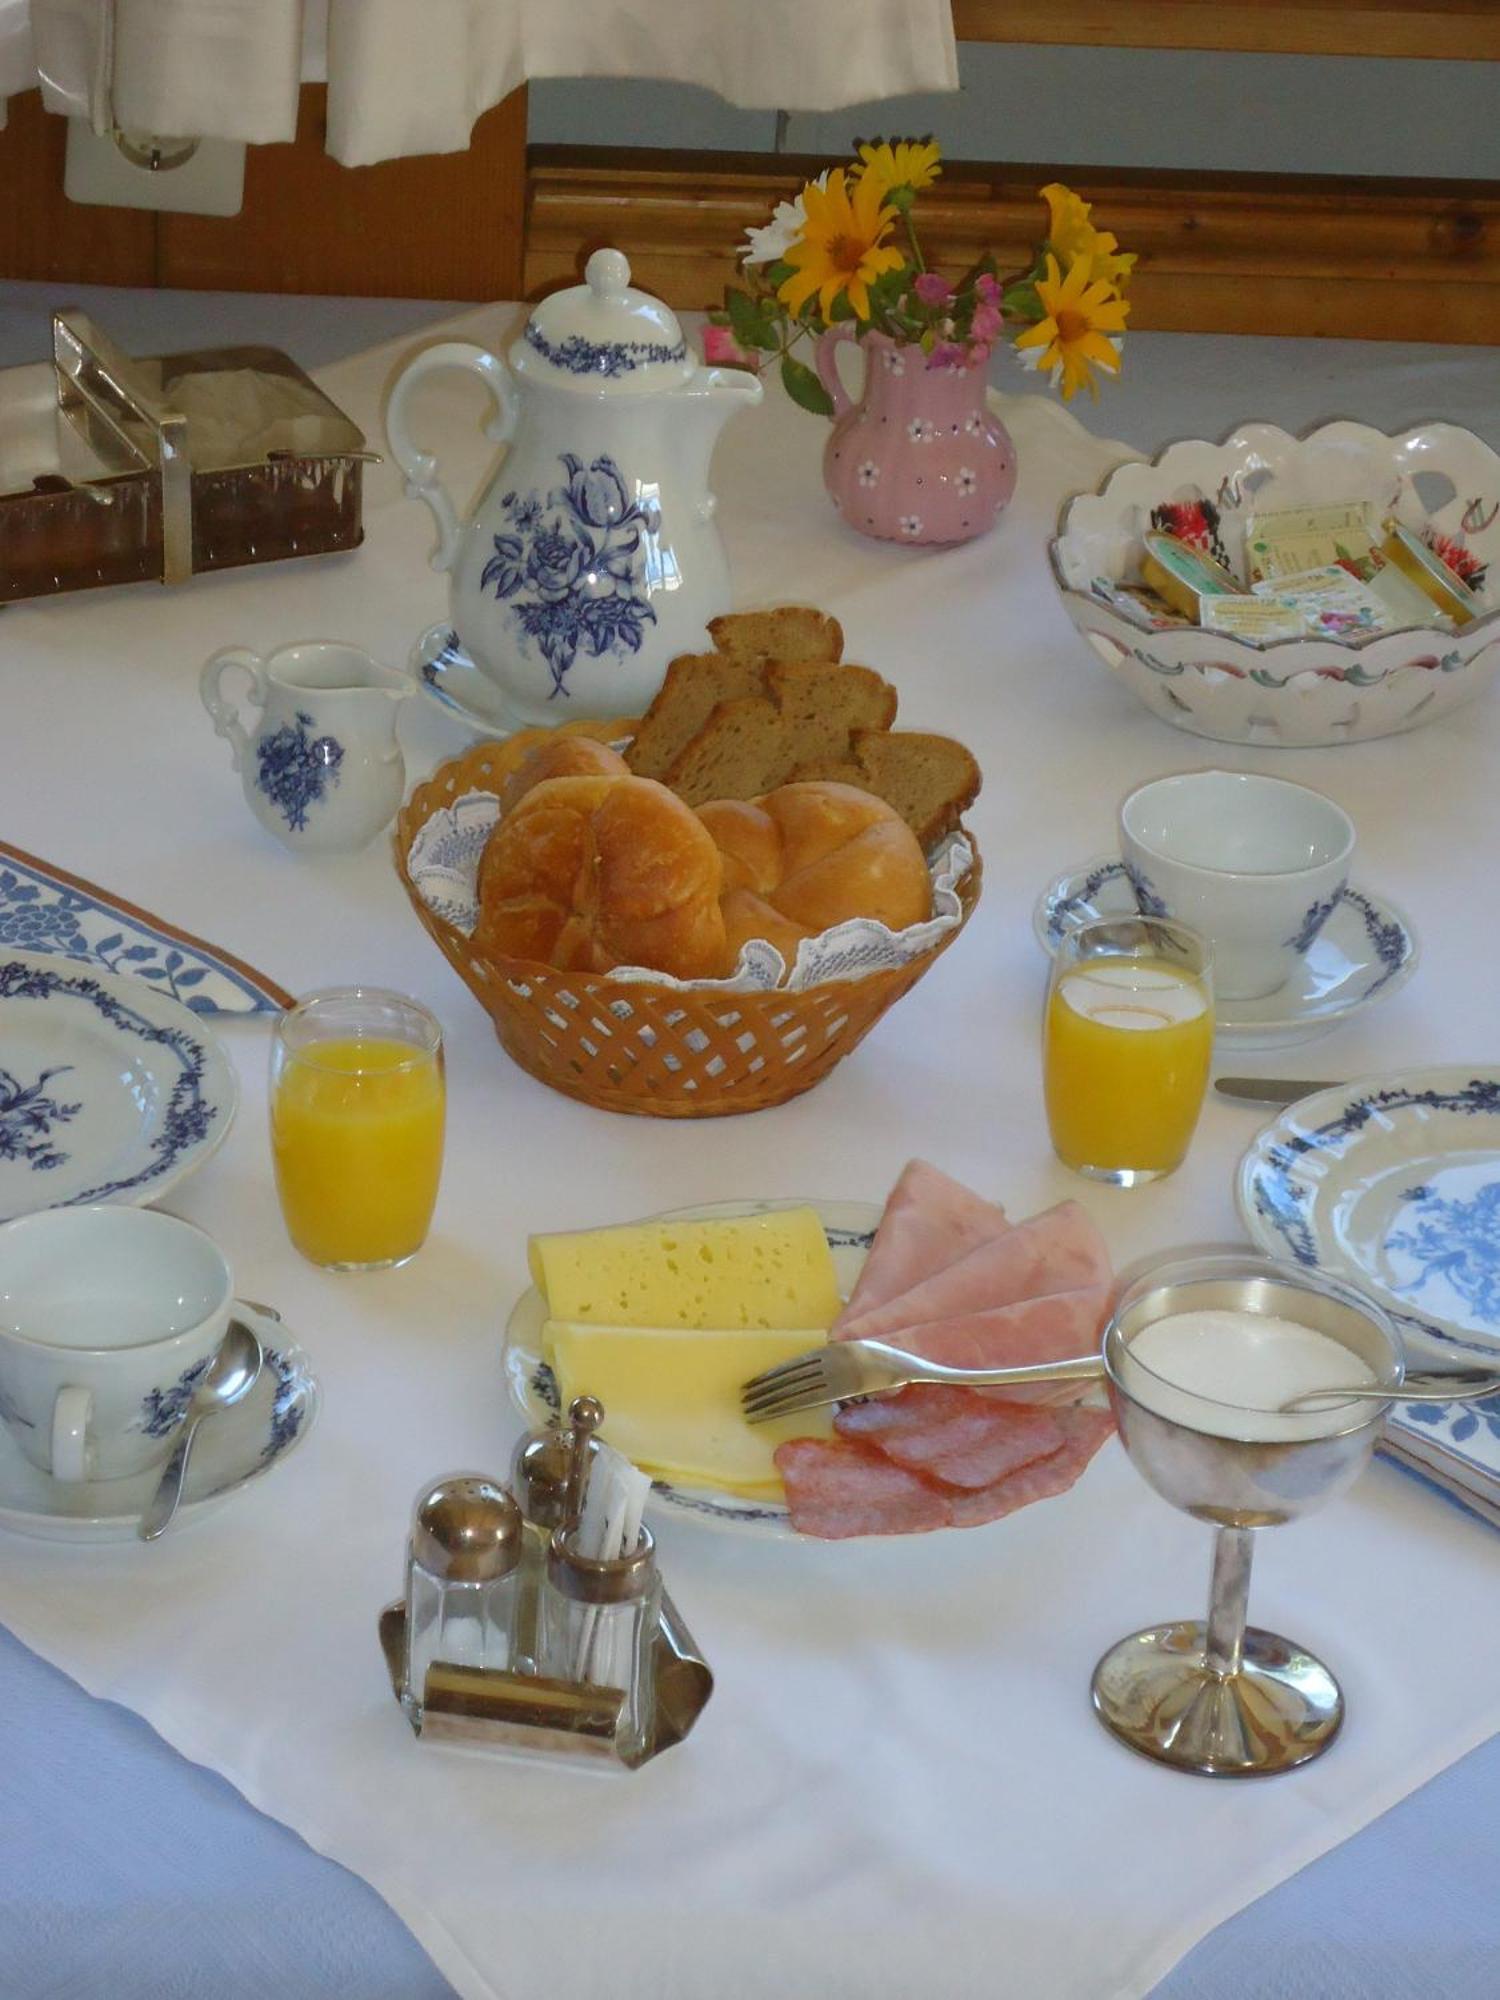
[271,988,445,1270]
[1043,917,1212,1187]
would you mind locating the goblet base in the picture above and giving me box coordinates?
[1091,1621,1343,1777]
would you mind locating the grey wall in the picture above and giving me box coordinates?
[530,42,1500,179]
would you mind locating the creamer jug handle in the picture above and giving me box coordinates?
[385,342,518,573]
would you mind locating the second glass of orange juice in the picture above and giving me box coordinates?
[1043,917,1212,1186]
[271,988,445,1270]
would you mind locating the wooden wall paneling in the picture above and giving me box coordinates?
[157,86,528,298]
[0,91,155,287]
[951,0,1500,60]
[525,150,1500,344]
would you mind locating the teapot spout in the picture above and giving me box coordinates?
[675,362,763,477]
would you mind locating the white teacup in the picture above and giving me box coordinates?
[0,1207,233,1483]
[1119,771,1355,1001]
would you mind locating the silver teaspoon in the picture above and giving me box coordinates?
[138,1320,263,1541]
[1281,1368,1500,1413]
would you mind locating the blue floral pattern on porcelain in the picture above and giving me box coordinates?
[0,957,219,1209]
[255,711,345,832]
[1387,1179,1500,1327]
[481,453,657,697]
[135,1354,215,1438]
[524,324,687,377]
[0,1064,81,1172]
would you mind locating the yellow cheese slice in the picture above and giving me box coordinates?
[547,1321,833,1496]
[528,1208,840,1331]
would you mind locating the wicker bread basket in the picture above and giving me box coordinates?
[394,742,982,1118]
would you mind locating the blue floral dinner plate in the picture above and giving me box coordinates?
[503,1197,879,1540]
[0,950,237,1224]
[1237,1067,1500,1359]
[1034,857,1418,1051]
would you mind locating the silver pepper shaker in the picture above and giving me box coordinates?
[510,1397,602,1674]
[402,1473,523,1727]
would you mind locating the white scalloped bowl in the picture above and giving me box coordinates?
[1050,420,1500,747]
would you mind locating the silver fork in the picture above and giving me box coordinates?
[741,1340,1106,1425]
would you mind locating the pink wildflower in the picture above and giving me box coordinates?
[975,272,1002,305]
[914,272,953,306]
[970,302,1003,344]
[702,324,755,369]
[927,340,968,370]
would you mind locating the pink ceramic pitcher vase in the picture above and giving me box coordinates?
[816,328,1018,547]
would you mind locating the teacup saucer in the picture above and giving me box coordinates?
[1033,858,1419,1051]
[0,1302,320,1544]
[409,623,521,739]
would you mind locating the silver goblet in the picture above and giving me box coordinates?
[1092,1253,1404,1778]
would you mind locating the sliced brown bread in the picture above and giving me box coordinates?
[663,661,898,805]
[707,606,843,665]
[625,652,765,780]
[791,728,982,850]
[663,695,788,806]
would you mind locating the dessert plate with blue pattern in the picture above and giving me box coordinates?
[0,950,237,1223]
[1238,1067,1500,1359]
[1034,858,1418,1050]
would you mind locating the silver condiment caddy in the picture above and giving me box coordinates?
[378,1397,713,1771]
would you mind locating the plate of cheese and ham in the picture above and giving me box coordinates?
[503,1162,1117,1538]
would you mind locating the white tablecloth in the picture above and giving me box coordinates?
[4,304,1500,2000]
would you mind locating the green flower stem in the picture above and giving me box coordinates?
[903,212,926,276]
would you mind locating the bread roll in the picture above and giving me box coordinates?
[498,735,629,815]
[697,782,930,974]
[477,774,726,979]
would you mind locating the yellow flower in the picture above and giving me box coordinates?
[778,168,906,322]
[1040,181,1136,294]
[1014,254,1130,401]
[854,139,942,199]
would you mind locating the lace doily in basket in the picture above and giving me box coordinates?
[408,788,974,994]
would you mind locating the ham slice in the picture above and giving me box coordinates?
[837,1160,1010,1331]
[885,1284,1108,1375]
[838,1201,1110,1347]
[776,1437,949,1540]
[836,1388,1065,1490]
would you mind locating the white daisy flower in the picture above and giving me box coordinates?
[899,515,923,538]
[906,418,933,443]
[856,461,880,488]
[964,413,985,435]
[955,467,978,495]
[886,349,907,376]
[739,170,829,267]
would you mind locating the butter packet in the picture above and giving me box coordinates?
[1201,597,1308,643]
[1090,577,1193,629]
[1245,503,1378,585]
[1252,564,1396,639]
[1377,521,1479,628]
[1139,531,1247,621]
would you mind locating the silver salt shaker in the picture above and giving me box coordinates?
[510,1397,602,1674]
[402,1473,523,1726]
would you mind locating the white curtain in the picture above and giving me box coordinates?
[2,0,958,162]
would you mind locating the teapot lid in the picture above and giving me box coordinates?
[515,248,692,393]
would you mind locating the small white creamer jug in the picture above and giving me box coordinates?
[200,640,412,854]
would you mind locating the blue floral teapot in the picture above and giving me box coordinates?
[385,249,763,728]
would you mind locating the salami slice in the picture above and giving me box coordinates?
[776,1437,949,1540]
[945,1407,1116,1528]
[836,1160,1010,1333]
[836,1388,1066,1490]
[838,1202,1110,1346]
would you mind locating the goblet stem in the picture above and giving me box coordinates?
[1204,1525,1254,1679]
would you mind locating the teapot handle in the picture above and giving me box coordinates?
[385,341,518,573]
[814,326,862,422]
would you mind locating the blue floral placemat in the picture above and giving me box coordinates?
[0,842,290,1017]
[1382,1401,1500,1531]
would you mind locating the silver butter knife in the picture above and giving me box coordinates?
[1215,1076,1342,1107]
